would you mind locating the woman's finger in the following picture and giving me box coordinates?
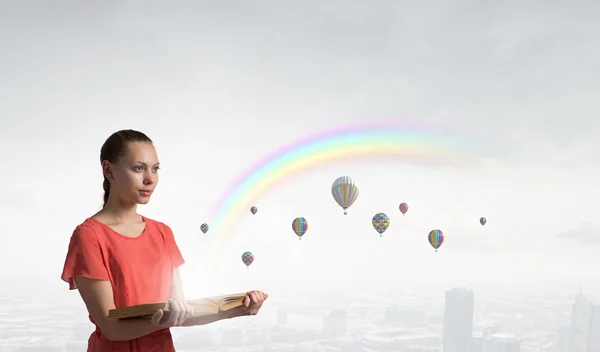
[166,299,181,326]
[248,291,258,305]
[177,301,189,326]
[151,309,164,326]
[255,291,264,302]
[186,302,194,319]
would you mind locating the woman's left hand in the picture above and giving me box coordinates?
[237,290,268,316]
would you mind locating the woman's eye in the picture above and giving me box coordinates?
[153,167,160,172]
[134,166,143,172]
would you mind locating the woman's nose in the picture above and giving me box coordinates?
[143,173,155,185]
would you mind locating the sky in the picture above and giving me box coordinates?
[1,0,599,299]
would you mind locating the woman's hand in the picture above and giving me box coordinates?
[237,290,268,316]
[150,298,193,327]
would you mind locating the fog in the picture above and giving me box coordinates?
[1,0,599,351]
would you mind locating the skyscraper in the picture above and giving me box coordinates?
[568,293,600,352]
[443,287,475,352]
[590,304,600,351]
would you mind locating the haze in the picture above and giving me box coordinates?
[1,1,598,351]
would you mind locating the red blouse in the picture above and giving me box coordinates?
[61,216,185,351]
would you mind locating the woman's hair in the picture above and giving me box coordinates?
[100,129,153,207]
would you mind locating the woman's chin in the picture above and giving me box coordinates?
[136,196,152,205]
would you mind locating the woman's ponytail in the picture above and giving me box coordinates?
[103,178,110,207]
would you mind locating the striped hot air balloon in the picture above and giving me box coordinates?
[331,176,360,215]
[250,206,258,215]
[292,217,308,240]
[200,223,209,234]
[428,229,444,252]
[241,251,254,268]
[372,213,390,237]
[480,217,487,226]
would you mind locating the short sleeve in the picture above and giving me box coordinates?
[60,225,110,290]
[159,223,185,268]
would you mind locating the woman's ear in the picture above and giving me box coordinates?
[102,160,115,181]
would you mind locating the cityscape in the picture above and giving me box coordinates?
[0,282,597,351]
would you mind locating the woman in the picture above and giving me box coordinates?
[61,129,267,351]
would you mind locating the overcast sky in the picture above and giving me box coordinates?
[1,0,599,299]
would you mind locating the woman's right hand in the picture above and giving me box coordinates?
[150,298,193,327]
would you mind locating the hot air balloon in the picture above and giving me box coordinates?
[331,176,359,215]
[292,217,308,240]
[428,229,444,252]
[241,251,254,268]
[480,217,487,226]
[372,213,390,237]
[250,206,258,215]
[399,202,409,216]
[200,223,209,234]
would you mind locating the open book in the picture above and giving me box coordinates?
[107,293,247,320]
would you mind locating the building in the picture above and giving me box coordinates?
[323,309,347,338]
[384,307,427,328]
[553,322,570,352]
[568,293,600,352]
[482,332,520,352]
[590,304,600,352]
[443,287,475,352]
[470,331,484,352]
[361,328,441,351]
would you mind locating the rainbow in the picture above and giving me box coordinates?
[203,120,481,261]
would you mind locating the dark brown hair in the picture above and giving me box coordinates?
[100,129,153,207]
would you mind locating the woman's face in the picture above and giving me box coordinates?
[106,141,160,205]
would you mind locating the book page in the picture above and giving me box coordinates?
[188,298,219,316]
[107,292,248,319]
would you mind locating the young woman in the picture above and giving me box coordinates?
[61,129,267,351]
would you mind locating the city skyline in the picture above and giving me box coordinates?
[1,284,597,351]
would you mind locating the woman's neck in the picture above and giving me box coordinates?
[99,198,140,223]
